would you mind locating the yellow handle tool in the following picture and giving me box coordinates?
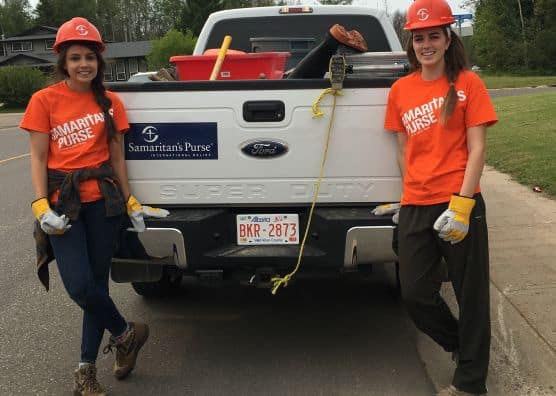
[209,35,232,80]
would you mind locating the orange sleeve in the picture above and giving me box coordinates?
[465,72,498,128]
[19,91,51,134]
[109,92,130,133]
[384,82,405,133]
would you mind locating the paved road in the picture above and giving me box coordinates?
[488,86,556,98]
[2,84,553,395]
[0,126,434,395]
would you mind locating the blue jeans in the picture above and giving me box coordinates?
[49,200,127,363]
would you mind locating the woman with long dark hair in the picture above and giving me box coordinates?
[20,17,168,395]
[381,0,498,394]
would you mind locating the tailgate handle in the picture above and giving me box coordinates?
[243,101,285,122]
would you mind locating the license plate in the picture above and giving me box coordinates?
[236,214,299,245]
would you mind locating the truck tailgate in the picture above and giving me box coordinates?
[117,85,401,205]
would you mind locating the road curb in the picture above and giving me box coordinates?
[0,113,23,129]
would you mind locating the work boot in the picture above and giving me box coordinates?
[288,24,367,78]
[73,364,106,396]
[436,385,486,396]
[329,24,368,52]
[103,322,149,380]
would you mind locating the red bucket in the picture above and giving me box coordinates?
[170,52,291,81]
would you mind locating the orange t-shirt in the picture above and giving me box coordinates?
[20,81,129,202]
[384,70,498,205]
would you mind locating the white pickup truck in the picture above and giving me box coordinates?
[109,5,406,297]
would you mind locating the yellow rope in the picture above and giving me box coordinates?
[311,88,343,118]
[270,66,343,295]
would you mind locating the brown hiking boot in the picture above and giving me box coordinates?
[73,364,106,396]
[436,385,486,396]
[329,24,368,52]
[103,322,149,380]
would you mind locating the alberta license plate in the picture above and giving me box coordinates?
[236,214,299,245]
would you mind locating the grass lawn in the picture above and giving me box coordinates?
[480,75,556,89]
[487,91,556,198]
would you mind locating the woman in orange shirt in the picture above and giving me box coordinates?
[20,17,167,395]
[380,0,498,394]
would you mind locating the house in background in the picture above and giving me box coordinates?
[0,25,152,81]
[102,41,151,81]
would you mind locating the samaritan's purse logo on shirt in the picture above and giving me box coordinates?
[50,110,112,149]
[402,90,467,136]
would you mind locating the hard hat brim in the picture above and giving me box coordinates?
[404,18,456,31]
[53,38,105,53]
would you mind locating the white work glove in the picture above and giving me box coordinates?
[433,194,476,244]
[31,197,71,235]
[372,203,401,224]
[126,194,170,232]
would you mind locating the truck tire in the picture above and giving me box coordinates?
[131,267,182,298]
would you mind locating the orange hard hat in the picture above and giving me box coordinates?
[404,0,456,30]
[53,17,105,53]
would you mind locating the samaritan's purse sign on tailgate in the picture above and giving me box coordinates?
[125,122,218,160]
[237,214,299,245]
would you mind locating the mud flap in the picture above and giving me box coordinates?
[111,259,164,283]
[111,216,164,283]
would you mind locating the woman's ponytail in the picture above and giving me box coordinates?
[440,28,469,124]
[91,79,117,143]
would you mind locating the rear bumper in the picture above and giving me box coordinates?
[112,206,397,281]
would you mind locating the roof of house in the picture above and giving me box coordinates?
[3,26,58,41]
[1,24,152,65]
[0,53,57,67]
[3,34,56,42]
[104,41,152,58]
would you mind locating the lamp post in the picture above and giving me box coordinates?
[516,0,528,68]
[0,23,6,57]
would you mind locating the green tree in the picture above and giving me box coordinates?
[221,0,274,6]
[321,0,353,4]
[33,0,97,27]
[0,66,46,108]
[177,0,222,36]
[530,0,556,73]
[277,1,354,3]
[34,0,56,26]
[147,29,197,69]
[150,0,184,38]
[178,0,283,37]
[0,0,32,37]
[120,0,152,41]
[96,0,122,41]
[473,0,525,71]
[472,0,539,72]
[390,10,410,49]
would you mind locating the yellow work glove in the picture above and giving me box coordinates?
[31,197,71,235]
[372,203,401,224]
[433,195,476,244]
[126,195,170,232]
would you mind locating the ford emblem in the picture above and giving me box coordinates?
[240,140,288,158]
